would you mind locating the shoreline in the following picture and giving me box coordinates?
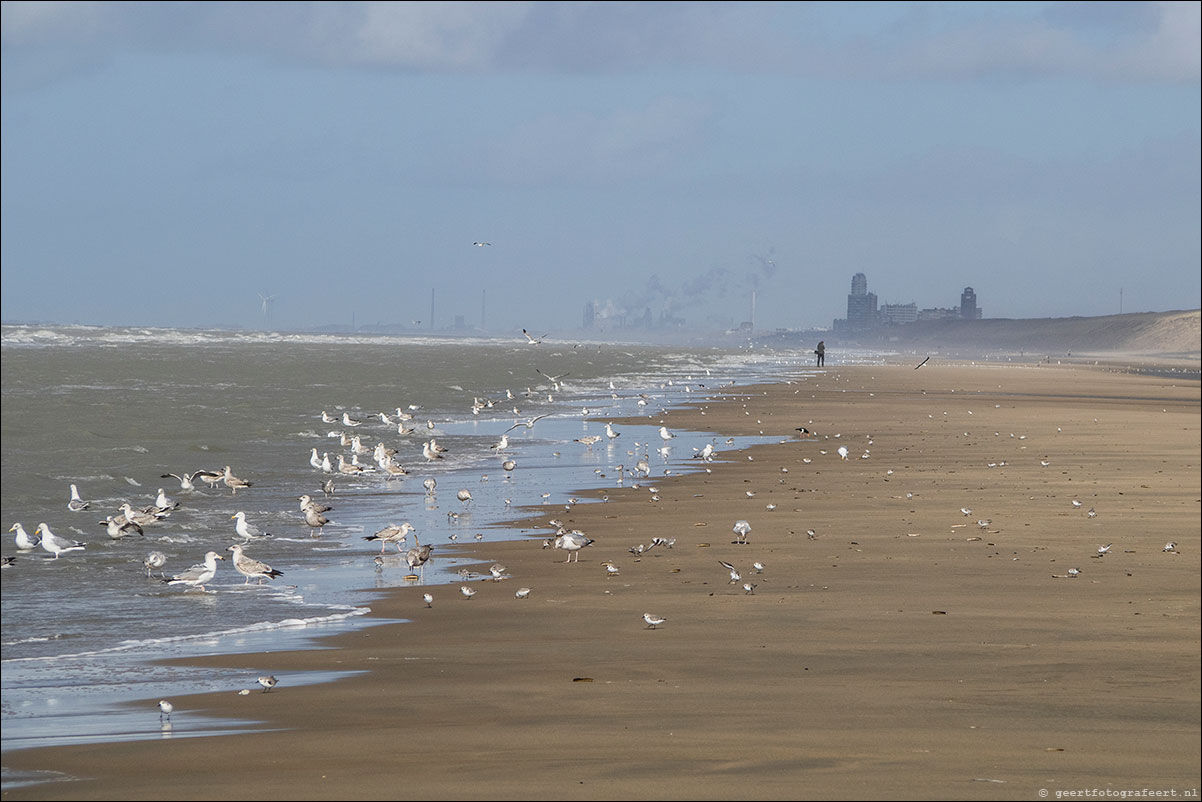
[4,360,1199,800]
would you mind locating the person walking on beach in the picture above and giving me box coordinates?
[815,340,825,367]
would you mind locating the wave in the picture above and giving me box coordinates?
[1,606,371,665]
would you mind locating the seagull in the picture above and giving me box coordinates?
[731,520,751,544]
[460,585,477,600]
[659,426,675,442]
[473,241,491,247]
[504,413,551,434]
[502,459,516,472]
[67,484,91,512]
[719,560,741,584]
[605,423,620,440]
[543,530,595,562]
[232,511,271,540]
[100,515,144,539]
[342,412,362,427]
[164,551,224,591]
[575,435,602,447]
[423,477,437,494]
[309,448,323,470]
[118,503,168,527]
[1097,544,1112,557]
[300,502,330,534]
[158,700,173,722]
[837,446,849,460]
[456,489,473,505]
[405,538,434,577]
[363,522,415,553]
[161,470,220,492]
[490,433,510,451]
[227,544,284,585]
[153,488,181,513]
[422,441,444,462]
[10,523,39,550]
[36,523,85,558]
[695,443,716,461]
[144,550,168,578]
[514,587,531,599]
[257,675,278,693]
[298,494,332,514]
[643,612,666,630]
[522,329,546,345]
[222,466,252,494]
[321,410,338,423]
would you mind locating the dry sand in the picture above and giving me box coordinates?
[4,361,1199,801]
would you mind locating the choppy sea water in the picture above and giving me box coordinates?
[1,325,843,768]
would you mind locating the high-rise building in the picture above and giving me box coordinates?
[960,287,981,319]
[582,300,596,329]
[846,272,878,331]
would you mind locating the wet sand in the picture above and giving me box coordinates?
[4,362,1199,800]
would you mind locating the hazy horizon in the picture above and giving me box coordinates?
[3,2,1199,333]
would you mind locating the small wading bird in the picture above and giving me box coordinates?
[643,612,666,630]
[257,675,278,693]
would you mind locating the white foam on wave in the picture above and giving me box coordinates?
[1,606,371,665]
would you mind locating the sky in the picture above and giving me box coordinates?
[2,1,1199,334]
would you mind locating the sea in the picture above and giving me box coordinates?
[1,324,836,782]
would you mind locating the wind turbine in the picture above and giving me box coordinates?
[258,293,277,327]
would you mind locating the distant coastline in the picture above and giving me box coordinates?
[756,308,1201,361]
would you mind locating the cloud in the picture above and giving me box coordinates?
[5,1,1196,89]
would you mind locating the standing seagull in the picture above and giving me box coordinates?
[232,511,271,540]
[144,550,168,578]
[227,544,284,585]
[659,426,675,443]
[36,523,85,558]
[405,537,434,578]
[363,522,415,553]
[67,484,91,512]
[164,551,224,592]
[10,523,40,551]
[222,466,253,494]
[543,530,595,563]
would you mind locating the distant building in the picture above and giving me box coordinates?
[845,272,878,331]
[918,307,960,321]
[583,300,596,329]
[960,287,982,320]
[880,302,918,326]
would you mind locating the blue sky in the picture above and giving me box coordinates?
[2,1,1199,333]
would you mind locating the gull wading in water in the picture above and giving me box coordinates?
[67,484,91,512]
[144,550,168,578]
[227,544,284,585]
[222,466,252,494]
[164,551,224,592]
[232,511,271,540]
[36,523,85,558]
[10,522,40,550]
[100,515,144,540]
[363,522,415,553]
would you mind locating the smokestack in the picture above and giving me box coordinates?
[481,289,486,330]
[430,288,435,330]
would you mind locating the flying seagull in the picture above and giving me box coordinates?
[473,241,491,246]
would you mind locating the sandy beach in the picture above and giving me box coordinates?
[4,360,1199,801]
